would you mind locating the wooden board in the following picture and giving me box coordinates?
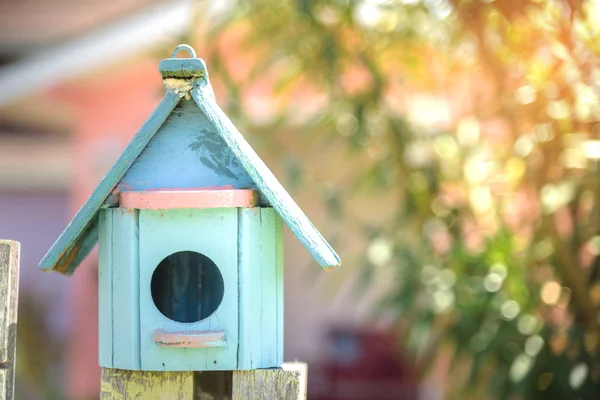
[237,208,284,370]
[98,210,113,367]
[260,208,281,367]
[138,208,239,371]
[232,363,307,400]
[100,363,307,399]
[111,209,141,370]
[0,240,19,400]
[100,369,194,399]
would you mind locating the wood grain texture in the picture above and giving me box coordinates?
[275,214,285,366]
[111,209,141,370]
[192,82,341,270]
[237,208,263,370]
[119,98,255,194]
[0,240,19,400]
[39,91,182,274]
[98,210,114,368]
[120,189,259,210]
[138,208,238,371]
[100,369,194,399]
[260,209,279,367]
[237,208,284,370]
[232,363,307,400]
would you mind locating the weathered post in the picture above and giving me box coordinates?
[0,240,19,400]
[40,44,337,399]
[100,363,307,399]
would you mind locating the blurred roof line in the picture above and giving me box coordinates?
[0,0,194,108]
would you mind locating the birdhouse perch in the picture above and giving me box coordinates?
[39,44,340,372]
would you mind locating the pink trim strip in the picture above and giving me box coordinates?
[153,329,226,348]
[119,189,259,209]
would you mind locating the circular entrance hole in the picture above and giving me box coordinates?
[151,251,224,323]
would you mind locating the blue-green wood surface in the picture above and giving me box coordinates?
[120,99,255,193]
[237,208,262,369]
[98,209,113,368]
[275,213,284,363]
[39,91,182,274]
[111,209,141,370]
[260,208,279,367]
[138,208,238,371]
[237,208,284,370]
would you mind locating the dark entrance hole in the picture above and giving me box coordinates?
[151,251,224,323]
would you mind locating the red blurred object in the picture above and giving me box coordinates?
[311,327,419,400]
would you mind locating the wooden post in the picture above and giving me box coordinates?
[100,370,195,399]
[232,363,307,400]
[0,240,19,400]
[100,363,307,399]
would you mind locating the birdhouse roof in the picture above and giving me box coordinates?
[39,46,340,275]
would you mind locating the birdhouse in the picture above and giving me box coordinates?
[39,45,340,372]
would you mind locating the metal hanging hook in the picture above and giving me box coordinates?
[170,44,197,59]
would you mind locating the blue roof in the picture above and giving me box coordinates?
[39,50,340,275]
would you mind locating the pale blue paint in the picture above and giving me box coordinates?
[237,207,283,370]
[111,209,141,370]
[120,99,255,192]
[275,212,284,364]
[101,206,283,372]
[39,91,181,274]
[237,208,262,370]
[138,208,238,371]
[98,209,113,368]
[260,208,279,367]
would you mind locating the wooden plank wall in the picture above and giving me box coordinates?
[0,240,19,400]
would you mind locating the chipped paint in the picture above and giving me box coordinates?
[153,329,226,348]
[162,78,196,95]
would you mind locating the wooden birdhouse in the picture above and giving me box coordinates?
[39,45,340,372]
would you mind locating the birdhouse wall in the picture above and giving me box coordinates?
[118,99,257,194]
[98,207,240,371]
[237,207,284,369]
[138,207,239,371]
[99,208,140,369]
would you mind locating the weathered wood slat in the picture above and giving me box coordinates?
[232,363,307,400]
[111,209,140,370]
[100,364,306,399]
[0,240,19,400]
[100,369,194,399]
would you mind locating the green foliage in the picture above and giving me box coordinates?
[206,0,600,398]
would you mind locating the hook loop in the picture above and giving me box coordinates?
[170,44,197,59]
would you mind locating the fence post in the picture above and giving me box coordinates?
[232,363,307,400]
[0,241,19,400]
[100,363,307,399]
